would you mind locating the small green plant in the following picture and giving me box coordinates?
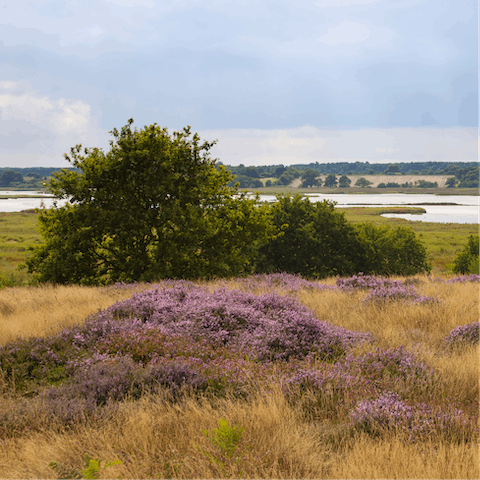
[199,418,248,475]
[49,454,121,479]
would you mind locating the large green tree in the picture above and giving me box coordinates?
[27,120,273,284]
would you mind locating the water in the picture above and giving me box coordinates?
[0,192,478,224]
[0,191,67,212]
[258,193,479,224]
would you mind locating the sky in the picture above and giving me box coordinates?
[0,0,477,168]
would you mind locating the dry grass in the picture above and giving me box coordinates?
[0,388,477,479]
[0,283,152,344]
[0,276,478,479]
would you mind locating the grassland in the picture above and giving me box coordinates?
[338,207,479,275]
[0,206,476,284]
[0,210,42,285]
[0,274,478,479]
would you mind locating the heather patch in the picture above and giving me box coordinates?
[344,347,433,383]
[349,392,475,443]
[336,273,394,292]
[429,274,480,284]
[0,276,477,454]
[94,286,372,361]
[230,273,335,294]
[444,322,479,346]
[362,283,438,305]
[336,273,438,305]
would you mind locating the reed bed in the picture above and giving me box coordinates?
[0,273,478,479]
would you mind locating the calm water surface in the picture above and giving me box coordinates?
[0,192,478,224]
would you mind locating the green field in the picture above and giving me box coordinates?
[0,207,477,283]
[0,210,43,284]
[339,207,479,275]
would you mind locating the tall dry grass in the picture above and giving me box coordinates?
[0,275,478,479]
[0,283,152,344]
[0,387,477,479]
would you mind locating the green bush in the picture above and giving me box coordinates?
[255,195,367,278]
[453,235,479,274]
[355,223,431,276]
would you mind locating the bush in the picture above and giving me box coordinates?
[355,223,431,276]
[452,235,479,275]
[256,195,367,278]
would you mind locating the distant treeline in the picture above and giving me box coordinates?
[0,167,78,189]
[0,162,478,189]
[220,161,479,189]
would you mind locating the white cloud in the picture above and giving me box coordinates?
[0,81,109,167]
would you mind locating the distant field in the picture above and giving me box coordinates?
[290,174,452,188]
[252,185,479,196]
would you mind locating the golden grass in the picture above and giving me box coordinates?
[0,388,477,479]
[0,276,478,479]
[0,283,151,344]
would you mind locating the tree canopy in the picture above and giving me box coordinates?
[255,195,367,278]
[27,120,273,284]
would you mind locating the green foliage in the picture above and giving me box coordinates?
[256,195,366,278]
[384,164,400,175]
[355,177,373,187]
[228,174,263,188]
[355,223,431,276]
[200,418,248,475]
[324,173,337,188]
[301,169,322,188]
[0,169,23,187]
[415,179,438,188]
[455,166,479,188]
[26,120,273,284]
[49,454,121,480]
[453,235,479,274]
[445,177,457,188]
[338,175,351,188]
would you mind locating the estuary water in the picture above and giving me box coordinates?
[0,191,478,224]
[258,193,479,224]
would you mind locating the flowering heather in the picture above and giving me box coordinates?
[0,283,372,404]
[336,273,438,305]
[428,274,480,284]
[444,322,479,346]
[349,392,475,442]
[341,347,434,398]
[336,273,395,292]
[285,362,366,402]
[96,286,372,361]
[363,283,438,305]
[229,273,335,294]
[345,347,432,381]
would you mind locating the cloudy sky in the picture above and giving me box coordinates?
[0,0,477,167]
